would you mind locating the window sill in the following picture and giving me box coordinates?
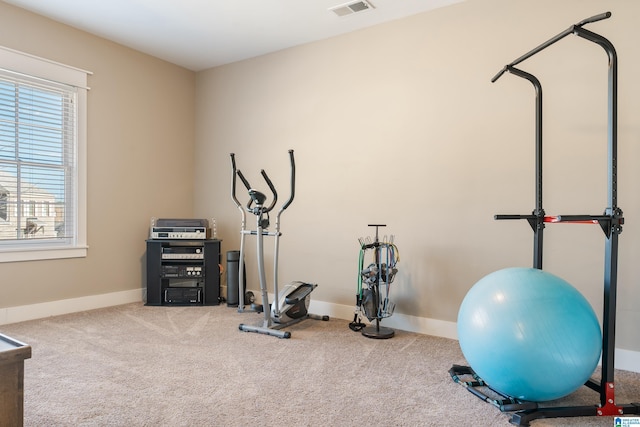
[0,246,88,263]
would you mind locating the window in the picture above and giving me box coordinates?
[0,46,89,262]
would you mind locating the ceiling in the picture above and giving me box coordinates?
[3,0,463,71]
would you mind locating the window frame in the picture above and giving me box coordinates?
[0,46,90,263]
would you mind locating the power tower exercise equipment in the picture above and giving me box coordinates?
[449,12,640,425]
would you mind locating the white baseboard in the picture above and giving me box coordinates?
[309,299,458,340]
[0,288,142,325]
[615,348,640,374]
[2,291,638,373]
[310,299,640,374]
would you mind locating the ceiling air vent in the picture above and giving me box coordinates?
[330,1,375,17]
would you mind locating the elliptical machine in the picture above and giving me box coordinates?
[230,149,328,338]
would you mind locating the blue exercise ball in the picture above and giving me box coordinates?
[457,267,602,402]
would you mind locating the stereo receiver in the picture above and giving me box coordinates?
[150,218,210,240]
[161,246,203,260]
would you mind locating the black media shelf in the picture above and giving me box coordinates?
[145,239,221,306]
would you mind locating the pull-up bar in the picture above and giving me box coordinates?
[491,12,612,83]
[493,10,621,265]
[494,10,618,211]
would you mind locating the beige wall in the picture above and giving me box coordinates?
[0,3,196,306]
[195,0,640,352]
[2,0,640,354]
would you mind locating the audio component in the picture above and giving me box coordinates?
[150,218,210,239]
[164,287,202,304]
[151,226,208,239]
[161,246,203,260]
[161,265,203,277]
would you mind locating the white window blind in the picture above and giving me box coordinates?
[0,46,89,262]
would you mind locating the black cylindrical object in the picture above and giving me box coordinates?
[226,250,241,306]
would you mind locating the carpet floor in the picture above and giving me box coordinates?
[2,302,639,426]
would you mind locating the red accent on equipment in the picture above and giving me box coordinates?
[597,382,624,416]
[544,216,599,224]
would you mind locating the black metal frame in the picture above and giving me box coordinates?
[358,224,396,339]
[450,12,640,425]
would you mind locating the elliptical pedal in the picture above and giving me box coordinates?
[285,282,315,305]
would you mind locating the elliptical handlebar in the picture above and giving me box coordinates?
[230,153,242,209]
[230,150,296,216]
[236,169,251,192]
[280,150,296,212]
[260,169,278,213]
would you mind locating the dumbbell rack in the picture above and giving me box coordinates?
[354,224,398,339]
